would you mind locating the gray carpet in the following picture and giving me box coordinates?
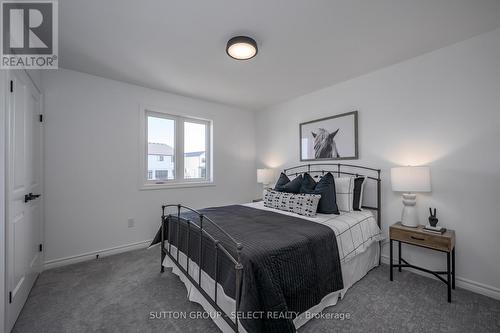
[13,248,500,333]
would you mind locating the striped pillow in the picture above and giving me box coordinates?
[263,189,321,217]
[334,177,355,212]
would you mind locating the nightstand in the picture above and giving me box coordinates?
[389,222,456,302]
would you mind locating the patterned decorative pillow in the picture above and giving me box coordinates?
[263,189,321,217]
[334,176,355,212]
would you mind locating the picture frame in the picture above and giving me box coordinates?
[300,111,358,161]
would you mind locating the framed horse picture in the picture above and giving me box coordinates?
[300,111,358,161]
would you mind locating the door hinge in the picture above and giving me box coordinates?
[9,291,12,304]
[39,243,43,252]
[10,80,13,93]
[39,114,43,122]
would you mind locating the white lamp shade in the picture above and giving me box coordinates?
[257,169,274,185]
[391,166,431,192]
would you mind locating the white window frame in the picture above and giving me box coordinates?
[139,105,214,190]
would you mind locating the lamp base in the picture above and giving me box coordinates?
[401,193,419,228]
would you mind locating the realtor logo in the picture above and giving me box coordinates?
[1,0,58,69]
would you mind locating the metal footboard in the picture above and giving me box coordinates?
[160,204,243,332]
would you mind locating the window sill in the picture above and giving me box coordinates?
[140,181,216,191]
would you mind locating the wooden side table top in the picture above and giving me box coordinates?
[390,222,455,252]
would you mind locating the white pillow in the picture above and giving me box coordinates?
[334,177,355,212]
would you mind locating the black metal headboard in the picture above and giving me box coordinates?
[283,163,381,228]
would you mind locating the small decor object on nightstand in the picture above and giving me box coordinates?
[428,207,439,226]
[424,207,446,233]
[423,226,447,234]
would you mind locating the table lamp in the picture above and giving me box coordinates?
[257,169,274,188]
[391,166,431,227]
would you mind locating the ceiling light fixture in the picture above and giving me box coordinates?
[226,36,258,60]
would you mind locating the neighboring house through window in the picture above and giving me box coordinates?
[155,170,168,179]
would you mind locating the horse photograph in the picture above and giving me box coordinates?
[300,111,358,161]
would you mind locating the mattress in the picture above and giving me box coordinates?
[161,203,383,333]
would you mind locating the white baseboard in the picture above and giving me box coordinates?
[44,239,152,270]
[381,254,500,301]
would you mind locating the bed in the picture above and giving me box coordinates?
[152,164,383,333]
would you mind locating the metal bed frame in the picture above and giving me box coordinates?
[160,163,382,332]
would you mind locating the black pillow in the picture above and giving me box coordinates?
[300,173,317,193]
[353,177,366,211]
[274,173,290,192]
[302,172,339,214]
[282,175,303,193]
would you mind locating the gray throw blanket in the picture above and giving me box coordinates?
[151,205,343,333]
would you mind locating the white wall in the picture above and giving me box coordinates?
[256,29,500,295]
[42,69,257,264]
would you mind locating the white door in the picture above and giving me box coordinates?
[5,71,43,332]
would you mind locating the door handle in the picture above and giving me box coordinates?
[30,193,41,200]
[24,193,41,203]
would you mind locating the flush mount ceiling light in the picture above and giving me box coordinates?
[226,36,258,60]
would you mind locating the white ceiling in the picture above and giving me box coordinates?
[60,0,500,110]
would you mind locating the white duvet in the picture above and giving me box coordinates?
[242,201,383,263]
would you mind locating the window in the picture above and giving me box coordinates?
[142,108,212,187]
[184,121,207,179]
[146,114,175,181]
